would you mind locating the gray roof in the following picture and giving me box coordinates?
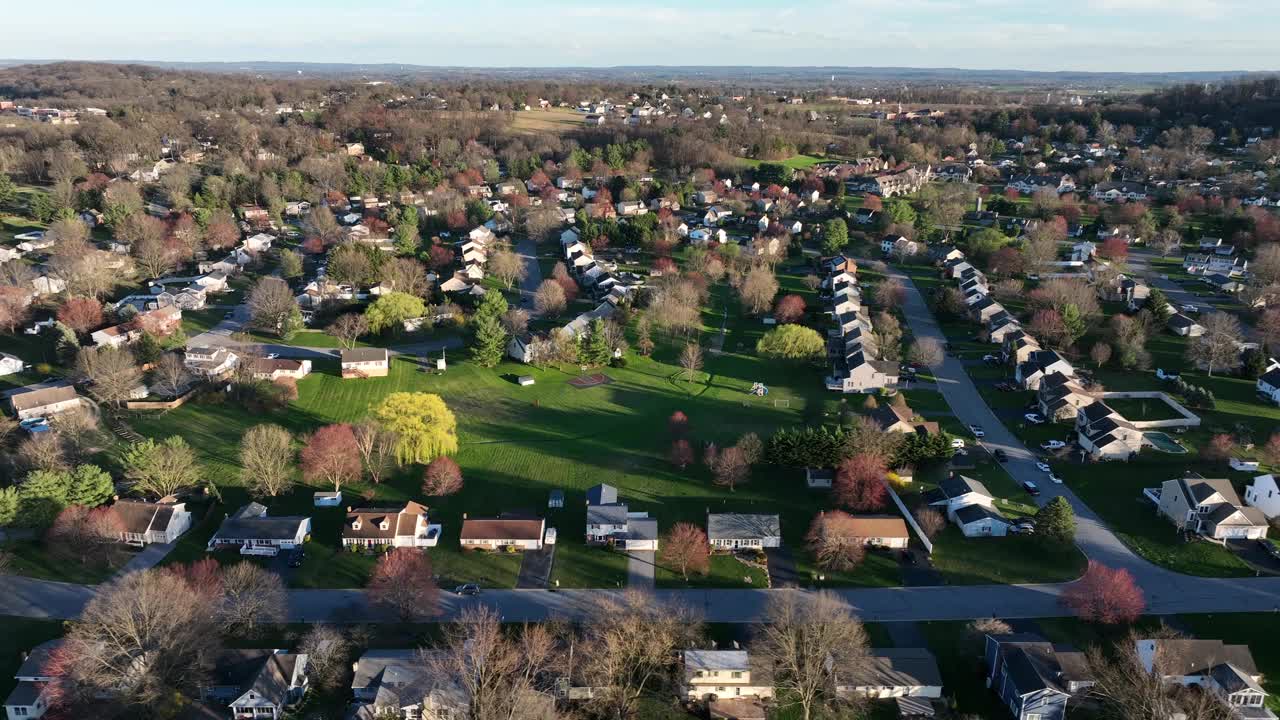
[707,513,781,541]
[624,518,658,541]
[340,348,389,363]
[587,504,628,526]
[586,483,618,506]
[351,649,421,691]
[937,475,991,501]
[9,383,78,412]
[842,648,943,690]
[13,639,64,679]
[685,649,749,672]
[954,504,1008,526]
[214,505,308,542]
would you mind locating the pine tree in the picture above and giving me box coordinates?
[65,465,114,508]
[470,291,509,368]
[582,318,611,367]
[1035,496,1076,544]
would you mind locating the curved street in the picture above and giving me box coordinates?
[5,267,1278,624]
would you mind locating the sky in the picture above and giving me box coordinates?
[6,0,1278,73]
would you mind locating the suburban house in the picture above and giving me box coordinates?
[136,305,183,336]
[90,324,137,348]
[1037,373,1094,422]
[1016,350,1074,391]
[1091,180,1149,202]
[880,235,919,257]
[1167,313,1205,337]
[1096,274,1150,305]
[1006,173,1075,195]
[0,352,24,376]
[3,639,63,720]
[842,515,910,549]
[1256,365,1280,404]
[584,484,658,551]
[835,648,944,702]
[342,502,441,549]
[1155,476,1270,541]
[826,297,900,394]
[207,502,312,555]
[926,475,1010,537]
[201,649,308,720]
[682,649,774,700]
[184,346,239,377]
[250,358,312,381]
[865,167,932,197]
[1135,638,1275,718]
[1245,474,1280,519]
[349,649,472,720]
[984,634,1094,720]
[1075,401,1144,461]
[340,348,390,378]
[8,384,82,420]
[868,403,939,437]
[707,513,782,550]
[112,498,193,546]
[459,513,546,551]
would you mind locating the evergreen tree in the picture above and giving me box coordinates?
[1035,496,1076,544]
[17,470,71,528]
[470,291,509,368]
[581,318,611,367]
[66,465,114,507]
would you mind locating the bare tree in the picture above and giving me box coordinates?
[218,562,286,636]
[247,277,300,335]
[352,421,398,485]
[47,505,126,568]
[1186,311,1244,376]
[501,308,530,336]
[579,591,698,720]
[16,433,69,473]
[149,352,192,398]
[913,507,946,539]
[679,343,703,384]
[76,346,142,407]
[49,409,103,465]
[1153,228,1184,258]
[740,265,779,315]
[489,245,529,290]
[759,591,870,720]
[240,424,295,498]
[380,257,431,296]
[326,313,369,350]
[61,569,220,708]
[711,446,749,491]
[369,548,439,621]
[1086,628,1233,720]
[660,522,710,580]
[428,606,561,720]
[908,337,943,367]
[873,311,903,362]
[533,279,566,317]
[874,278,906,309]
[805,511,868,571]
[298,626,352,690]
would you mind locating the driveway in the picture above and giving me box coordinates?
[625,551,656,589]
[764,547,798,588]
[1227,539,1280,576]
[515,237,544,311]
[516,546,556,589]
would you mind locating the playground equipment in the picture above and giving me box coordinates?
[748,382,769,397]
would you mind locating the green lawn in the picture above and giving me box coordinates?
[0,617,65,705]
[656,553,769,589]
[0,540,127,584]
[929,529,1086,585]
[128,284,892,589]
[1104,396,1185,422]
[181,308,227,337]
[735,154,828,170]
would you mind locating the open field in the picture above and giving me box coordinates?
[735,154,828,170]
[511,108,585,134]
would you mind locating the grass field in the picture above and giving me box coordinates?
[511,108,585,134]
[1104,396,1185,422]
[735,154,828,170]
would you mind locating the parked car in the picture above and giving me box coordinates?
[1155,368,1180,381]
[1022,481,1041,496]
[1180,304,1199,314]
[950,438,966,449]
[1048,473,1063,485]
[18,417,48,431]
[1041,440,1066,450]
[1260,540,1280,561]
[993,449,1008,462]
[1036,461,1052,472]
[969,425,985,438]
[1024,413,1046,425]
[454,584,481,596]
[1010,520,1036,534]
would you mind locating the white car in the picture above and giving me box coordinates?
[1180,304,1199,314]
[1041,440,1066,450]
[1024,413,1045,425]
[950,438,966,449]
[969,425,985,438]
[1048,473,1063,484]
[1035,461,1052,473]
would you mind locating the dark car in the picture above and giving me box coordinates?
[1260,540,1280,561]
[223,311,234,320]
[286,549,305,568]
[1022,481,1041,496]
[454,584,481,596]
[993,449,1009,462]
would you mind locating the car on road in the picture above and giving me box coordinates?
[265,353,279,359]
[993,449,1008,462]
[1180,304,1199,314]
[1035,461,1052,472]
[950,438,965,449]
[1027,273,1040,281]
[1024,413,1045,424]
[223,311,234,319]
[454,584,481,596]
[1048,473,1063,485]
[969,424,985,438]
[1022,481,1041,496]
[1041,440,1066,450]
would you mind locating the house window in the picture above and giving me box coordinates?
[1026,714,1042,720]
[730,672,742,679]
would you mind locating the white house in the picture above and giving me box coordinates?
[342,502,440,548]
[707,513,781,549]
[1257,365,1280,404]
[3,640,63,720]
[203,649,309,720]
[1245,474,1280,519]
[926,475,1009,537]
[1134,639,1273,716]
[682,650,774,701]
[112,499,193,546]
[1156,476,1269,540]
[184,346,239,377]
[8,384,82,421]
[207,503,311,555]
[836,648,944,700]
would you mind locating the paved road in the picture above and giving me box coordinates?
[516,237,544,314]
[1125,246,1258,341]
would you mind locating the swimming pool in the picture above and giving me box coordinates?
[1145,432,1187,454]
